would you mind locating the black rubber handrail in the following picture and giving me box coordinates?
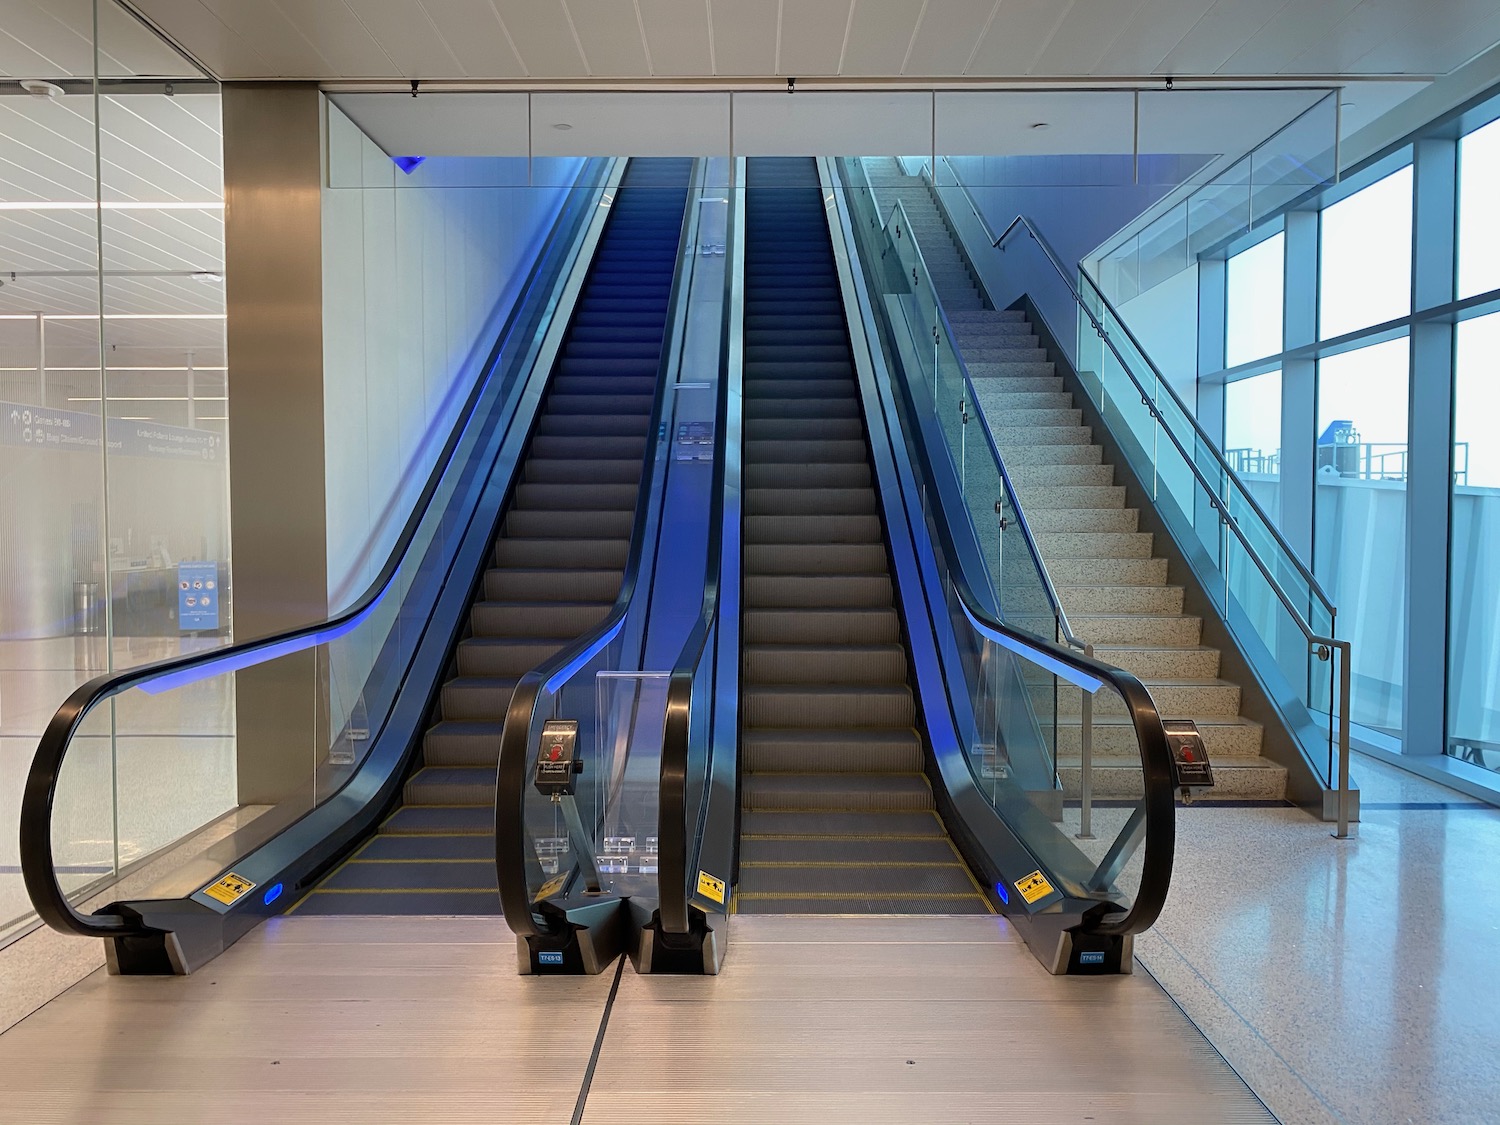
[20,158,611,939]
[496,160,700,939]
[657,179,739,937]
[845,165,1175,936]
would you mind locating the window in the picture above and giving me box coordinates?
[1223,369,1282,488]
[1225,233,1284,367]
[1314,337,1410,735]
[1449,312,1500,770]
[1319,166,1413,340]
[1457,117,1500,300]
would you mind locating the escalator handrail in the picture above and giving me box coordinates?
[496,160,700,939]
[839,166,1176,937]
[20,157,613,940]
[657,177,739,937]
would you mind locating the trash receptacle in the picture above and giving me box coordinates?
[73,581,101,636]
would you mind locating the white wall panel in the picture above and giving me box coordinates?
[732,91,931,155]
[531,92,730,156]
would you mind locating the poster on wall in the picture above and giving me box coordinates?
[178,561,220,632]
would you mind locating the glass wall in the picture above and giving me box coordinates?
[1319,166,1413,339]
[1225,233,1284,367]
[1449,312,1500,769]
[1457,117,1500,300]
[0,2,231,945]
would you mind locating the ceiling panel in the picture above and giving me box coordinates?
[273,0,402,79]
[565,0,649,77]
[531,92,729,155]
[1033,0,1156,77]
[490,0,586,77]
[1353,7,1500,74]
[1287,0,1500,75]
[904,0,996,76]
[1157,0,1287,76]
[1216,0,1363,76]
[125,0,273,78]
[95,0,207,77]
[779,0,853,76]
[329,92,530,156]
[1136,89,1327,155]
[0,0,97,77]
[935,90,1136,154]
[187,0,342,77]
[1090,0,1216,75]
[966,0,1071,76]
[639,0,713,77]
[840,0,923,77]
[416,0,525,78]
[342,1,467,77]
[733,90,929,154]
[708,0,777,75]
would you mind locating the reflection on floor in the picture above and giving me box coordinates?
[0,914,1269,1124]
[1131,753,1500,1125]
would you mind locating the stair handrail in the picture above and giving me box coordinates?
[20,158,617,940]
[928,158,1353,836]
[496,160,703,939]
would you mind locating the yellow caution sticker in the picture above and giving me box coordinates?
[1014,870,1054,905]
[534,873,568,903]
[203,872,256,906]
[696,870,726,905]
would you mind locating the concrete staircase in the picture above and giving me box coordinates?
[864,158,1285,801]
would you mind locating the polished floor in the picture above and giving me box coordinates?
[0,913,1269,1124]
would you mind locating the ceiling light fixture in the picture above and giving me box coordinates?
[19,80,65,99]
[1030,122,1050,131]
[553,123,572,130]
[192,271,223,284]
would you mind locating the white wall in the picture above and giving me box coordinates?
[321,100,582,609]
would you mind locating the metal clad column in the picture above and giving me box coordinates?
[222,83,329,805]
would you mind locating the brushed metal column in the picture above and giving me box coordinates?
[223,83,328,806]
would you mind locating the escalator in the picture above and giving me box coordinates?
[736,158,989,914]
[19,156,696,971]
[293,157,693,915]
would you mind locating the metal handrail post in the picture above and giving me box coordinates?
[1334,639,1353,839]
[1077,640,1095,841]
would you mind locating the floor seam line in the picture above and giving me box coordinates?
[571,955,625,1125]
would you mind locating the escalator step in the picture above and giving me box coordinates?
[741,809,946,838]
[744,573,893,608]
[357,833,494,861]
[742,607,901,645]
[483,567,622,602]
[494,537,629,569]
[744,487,876,518]
[405,766,497,806]
[436,684,517,727]
[456,636,570,677]
[742,685,915,729]
[742,772,935,812]
[743,727,922,772]
[470,600,611,637]
[381,804,493,835]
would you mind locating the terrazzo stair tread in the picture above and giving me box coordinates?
[1056,583,1186,615]
[974,406,1081,428]
[741,835,958,864]
[744,487,877,517]
[1034,530,1155,558]
[482,567,622,603]
[1056,758,1287,800]
[436,681,520,724]
[743,728,923,772]
[1013,483,1128,509]
[455,636,569,676]
[504,508,634,539]
[1055,713,1265,758]
[744,643,908,684]
[526,434,647,460]
[736,860,977,897]
[744,542,889,574]
[494,537,629,569]
[426,726,507,774]
[1046,556,1169,585]
[743,607,902,645]
[470,600,611,637]
[1003,463,1113,486]
[741,808,947,837]
[744,438,868,464]
[1024,507,1141,533]
[512,482,640,511]
[1068,612,1203,646]
[381,804,493,835]
[957,375,1061,395]
[972,390,1073,411]
[1089,643,1222,680]
[950,338,1046,356]
[744,573,894,608]
[1048,677,1242,719]
[743,513,884,544]
[966,360,1058,379]
[743,771,935,811]
[742,684,916,728]
[954,327,1039,346]
[745,462,872,489]
[404,766,498,806]
[994,424,1094,447]
[1002,443,1105,466]
[523,458,642,484]
[948,308,1026,323]
[316,859,498,893]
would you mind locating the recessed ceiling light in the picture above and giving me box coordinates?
[1340,101,1356,108]
[553,123,572,131]
[19,79,64,99]
[1030,122,1050,130]
[192,271,223,284]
